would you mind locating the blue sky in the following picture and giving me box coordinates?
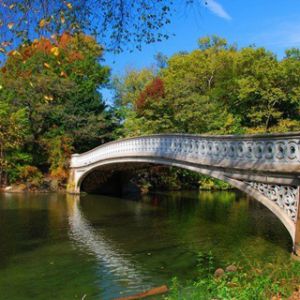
[101,0,300,103]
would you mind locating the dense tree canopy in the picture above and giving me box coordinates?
[0,33,115,186]
[2,34,300,191]
[114,36,300,137]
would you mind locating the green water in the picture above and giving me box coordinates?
[0,191,293,300]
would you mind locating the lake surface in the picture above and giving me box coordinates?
[0,191,292,299]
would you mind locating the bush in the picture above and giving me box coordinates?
[199,176,232,190]
[17,165,43,187]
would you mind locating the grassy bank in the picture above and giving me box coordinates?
[164,252,300,300]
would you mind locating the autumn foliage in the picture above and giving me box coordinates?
[0,33,112,188]
[136,77,165,111]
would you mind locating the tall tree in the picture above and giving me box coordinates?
[1,33,114,183]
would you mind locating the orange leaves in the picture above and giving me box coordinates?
[59,32,72,48]
[34,38,52,53]
[3,33,92,81]
[68,51,83,62]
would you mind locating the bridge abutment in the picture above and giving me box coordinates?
[67,169,80,194]
[294,187,300,256]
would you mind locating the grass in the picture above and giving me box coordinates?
[164,251,300,300]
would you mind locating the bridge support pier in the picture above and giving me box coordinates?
[67,169,80,194]
[294,187,300,257]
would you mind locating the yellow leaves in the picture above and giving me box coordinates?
[9,3,15,10]
[7,22,14,29]
[50,47,60,57]
[44,95,53,101]
[11,50,20,56]
[43,63,51,69]
[0,47,5,53]
[29,82,34,88]
[39,19,47,28]
[0,85,3,90]
[60,15,65,24]
[66,2,72,9]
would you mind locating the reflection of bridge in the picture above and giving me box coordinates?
[67,195,149,298]
[68,133,300,255]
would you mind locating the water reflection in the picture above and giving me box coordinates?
[66,195,150,298]
[0,191,294,300]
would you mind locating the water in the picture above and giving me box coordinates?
[0,191,292,299]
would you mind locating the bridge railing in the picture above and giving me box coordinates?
[70,133,300,171]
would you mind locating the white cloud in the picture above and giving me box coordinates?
[203,0,232,21]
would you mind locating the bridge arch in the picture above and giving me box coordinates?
[68,133,300,254]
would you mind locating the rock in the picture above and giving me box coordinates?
[9,184,27,193]
[226,265,237,273]
[288,290,300,300]
[214,268,225,278]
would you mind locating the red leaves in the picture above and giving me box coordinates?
[136,77,165,110]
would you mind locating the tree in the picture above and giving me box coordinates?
[0,33,114,184]
[115,36,300,137]
[0,98,29,185]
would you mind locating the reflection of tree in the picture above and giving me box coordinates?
[66,195,149,298]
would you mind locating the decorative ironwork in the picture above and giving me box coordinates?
[246,182,298,222]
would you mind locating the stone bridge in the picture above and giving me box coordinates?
[68,133,300,255]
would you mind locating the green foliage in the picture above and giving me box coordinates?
[43,135,73,183]
[199,176,232,190]
[115,36,300,136]
[0,97,30,184]
[0,33,115,186]
[165,252,300,300]
[114,36,300,190]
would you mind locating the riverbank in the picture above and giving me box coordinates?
[0,179,66,193]
[0,174,234,195]
[165,253,300,300]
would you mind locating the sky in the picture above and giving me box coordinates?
[101,0,300,103]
